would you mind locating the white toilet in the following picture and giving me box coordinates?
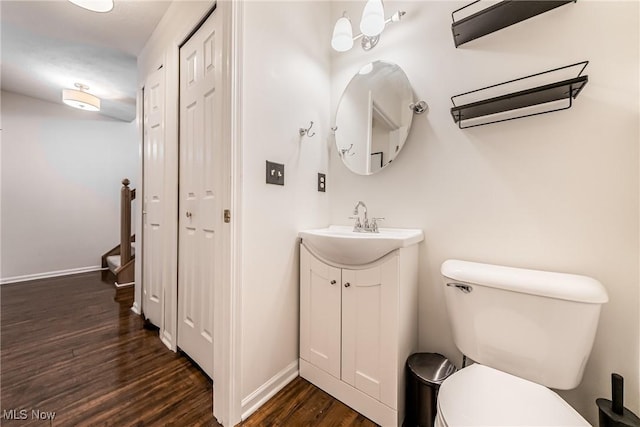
[436,259,609,427]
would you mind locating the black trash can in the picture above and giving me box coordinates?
[405,353,457,427]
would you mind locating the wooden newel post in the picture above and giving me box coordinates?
[121,178,132,264]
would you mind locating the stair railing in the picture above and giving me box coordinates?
[120,178,136,264]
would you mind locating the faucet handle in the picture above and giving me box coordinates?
[371,217,385,232]
[349,216,362,230]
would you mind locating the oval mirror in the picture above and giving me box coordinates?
[334,60,415,175]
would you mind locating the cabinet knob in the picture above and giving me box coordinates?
[330,280,337,285]
[344,282,351,288]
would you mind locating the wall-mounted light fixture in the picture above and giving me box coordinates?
[331,0,405,52]
[67,0,113,13]
[62,83,101,111]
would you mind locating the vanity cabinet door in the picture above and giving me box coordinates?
[300,246,342,379]
[341,256,399,408]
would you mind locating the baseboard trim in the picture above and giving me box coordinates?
[160,330,174,352]
[0,265,105,285]
[241,360,299,421]
[130,302,142,315]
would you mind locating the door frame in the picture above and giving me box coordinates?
[133,80,144,316]
[213,1,243,425]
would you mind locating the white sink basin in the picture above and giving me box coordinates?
[299,225,424,265]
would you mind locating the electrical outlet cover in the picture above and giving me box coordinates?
[318,173,326,192]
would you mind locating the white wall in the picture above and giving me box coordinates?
[1,91,138,282]
[239,0,331,412]
[329,0,639,424]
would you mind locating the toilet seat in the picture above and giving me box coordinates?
[436,364,589,427]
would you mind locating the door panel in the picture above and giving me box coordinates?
[142,66,165,328]
[300,246,342,378]
[342,257,398,407]
[178,10,220,379]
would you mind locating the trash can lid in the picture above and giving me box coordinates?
[407,353,457,386]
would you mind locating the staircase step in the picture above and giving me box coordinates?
[106,255,121,273]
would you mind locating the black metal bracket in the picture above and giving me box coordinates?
[450,61,588,129]
[451,0,576,48]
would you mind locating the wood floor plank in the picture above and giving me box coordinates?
[1,273,218,427]
[241,377,377,427]
[1,272,378,427]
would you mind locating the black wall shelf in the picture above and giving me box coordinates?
[452,0,575,47]
[450,61,588,129]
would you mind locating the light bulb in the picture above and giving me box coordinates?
[360,0,385,37]
[331,16,354,52]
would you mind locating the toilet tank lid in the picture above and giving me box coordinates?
[441,259,608,304]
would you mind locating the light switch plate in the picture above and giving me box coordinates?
[266,161,284,186]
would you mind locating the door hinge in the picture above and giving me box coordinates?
[224,209,231,223]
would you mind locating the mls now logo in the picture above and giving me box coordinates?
[2,409,56,420]
[3,409,28,420]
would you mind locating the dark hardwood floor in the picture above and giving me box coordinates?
[242,377,376,427]
[1,272,376,426]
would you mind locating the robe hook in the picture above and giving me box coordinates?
[340,144,354,157]
[299,121,316,137]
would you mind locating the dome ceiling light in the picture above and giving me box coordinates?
[67,0,114,13]
[62,83,101,112]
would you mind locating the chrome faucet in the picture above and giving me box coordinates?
[350,201,384,233]
[352,201,369,231]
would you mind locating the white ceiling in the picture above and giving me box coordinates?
[1,0,172,122]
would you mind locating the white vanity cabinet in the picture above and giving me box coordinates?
[299,242,419,427]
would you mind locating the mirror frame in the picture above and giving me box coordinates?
[334,60,418,175]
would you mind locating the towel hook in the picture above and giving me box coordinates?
[340,144,354,157]
[299,121,316,138]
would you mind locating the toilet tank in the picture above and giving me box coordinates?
[441,259,608,390]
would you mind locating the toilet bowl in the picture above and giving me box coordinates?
[438,259,608,427]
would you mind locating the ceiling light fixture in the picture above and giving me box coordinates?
[331,0,405,52]
[62,83,101,112]
[67,0,113,13]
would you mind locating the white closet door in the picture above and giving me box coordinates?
[177,10,221,379]
[142,65,165,328]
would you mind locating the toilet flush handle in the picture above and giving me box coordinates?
[447,282,473,294]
